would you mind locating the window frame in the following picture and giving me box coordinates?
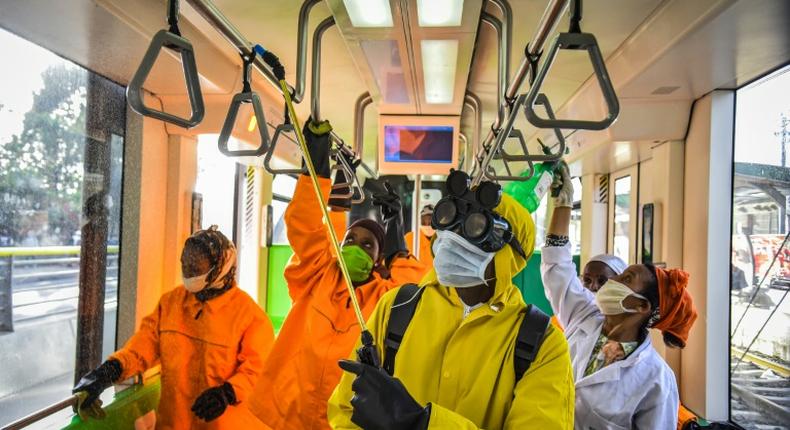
[727,63,790,428]
[607,165,639,264]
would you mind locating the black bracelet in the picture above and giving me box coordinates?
[545,234,569,247]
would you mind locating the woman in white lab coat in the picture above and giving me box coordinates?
[541,163,698,430]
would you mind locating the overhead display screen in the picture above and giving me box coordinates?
[383,125,454,163]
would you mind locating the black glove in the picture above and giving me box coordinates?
[329,149,361,212]
[372,182,407,264]
[302,117,333,178]
[338,360,430,430]
[72,359,122,411]
[191,382,237,422]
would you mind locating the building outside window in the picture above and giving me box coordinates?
[0,28,125,426]
[729,64,790,429]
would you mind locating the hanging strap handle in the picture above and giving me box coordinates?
[217,50,271,158]
[126,0,205,128]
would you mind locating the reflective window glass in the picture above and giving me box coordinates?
[0,28,124,426]
[612,176,631,262]
[730,65,790,429]
[570,177,583,255]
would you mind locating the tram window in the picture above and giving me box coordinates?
[271,174,297,245]
[532,193,549,250]
[0,28,125,425]
[612,176,632,262]
[729,65,790,429]
[569,177,583,255]
[196,135,237,234]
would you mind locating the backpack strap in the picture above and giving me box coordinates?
[514,304,551,382]
[383,283,424,376]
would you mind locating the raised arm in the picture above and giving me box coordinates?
[283,118,337,299]
[541,163,599,329]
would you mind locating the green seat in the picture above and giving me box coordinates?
[62,378,160,430]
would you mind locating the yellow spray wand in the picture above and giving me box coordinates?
[267,61,379,365]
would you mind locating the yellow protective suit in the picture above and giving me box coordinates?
[249,176,425,430]
[111,285,274,430]
[328,193,575,429]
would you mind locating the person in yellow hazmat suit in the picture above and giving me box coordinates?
[328,170,575,429]
[72,226,275,429]
[404,204,435,267]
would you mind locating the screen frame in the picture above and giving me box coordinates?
[377,115,460,175]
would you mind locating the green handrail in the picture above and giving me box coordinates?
[0,246,119,257]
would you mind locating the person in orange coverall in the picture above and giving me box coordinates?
[72,226,275,429]
[248,118,425,430]
[404,204,435,268]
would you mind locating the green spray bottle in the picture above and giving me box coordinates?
[504,139,559,213]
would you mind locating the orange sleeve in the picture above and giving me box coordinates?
[329,210,347,242]
[404,232,415,255]
[227,308,275,403]
[110,300,161,380]
[283,176,335,300]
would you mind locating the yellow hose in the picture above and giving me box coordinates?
[278,80,368,332]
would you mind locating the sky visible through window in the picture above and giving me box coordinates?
[735,66,790,167]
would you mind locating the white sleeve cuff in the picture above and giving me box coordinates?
[540,243,573,265]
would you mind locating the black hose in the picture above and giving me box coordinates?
[260,49,286,82]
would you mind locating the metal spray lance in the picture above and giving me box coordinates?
[256,45,380,367]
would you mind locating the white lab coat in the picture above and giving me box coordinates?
[541,244,679,430]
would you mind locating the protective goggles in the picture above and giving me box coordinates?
[432,170,526,258]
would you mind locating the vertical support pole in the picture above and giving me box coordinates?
[0,255,13,332]
[75,73,114,382]
[412,176,422,260]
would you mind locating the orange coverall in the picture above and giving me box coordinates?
[249,176,425,430]
[405,230,434,268]
[111,285,274,430]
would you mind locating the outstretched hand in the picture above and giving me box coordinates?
[372,182,402,220]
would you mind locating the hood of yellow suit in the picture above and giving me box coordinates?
[421,192,535,305]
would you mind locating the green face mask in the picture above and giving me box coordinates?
[340,244,374,283]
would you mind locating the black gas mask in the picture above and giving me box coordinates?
[432,170,526,259]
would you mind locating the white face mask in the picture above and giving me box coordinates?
[432,230,495,288]
[595,279,648,315]
[420,225,435,238]
[183,273,209,293]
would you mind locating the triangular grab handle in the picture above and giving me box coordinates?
[218,92,271,157]
[524,32,619,131]
[126,29,205,129]
[263,123,307,175]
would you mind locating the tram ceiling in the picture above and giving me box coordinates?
[535,0,790,174]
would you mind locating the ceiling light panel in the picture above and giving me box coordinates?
[421,39,459,104]
[417,0,464,27]
[361,40,410,104]
[342,0,393,28]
